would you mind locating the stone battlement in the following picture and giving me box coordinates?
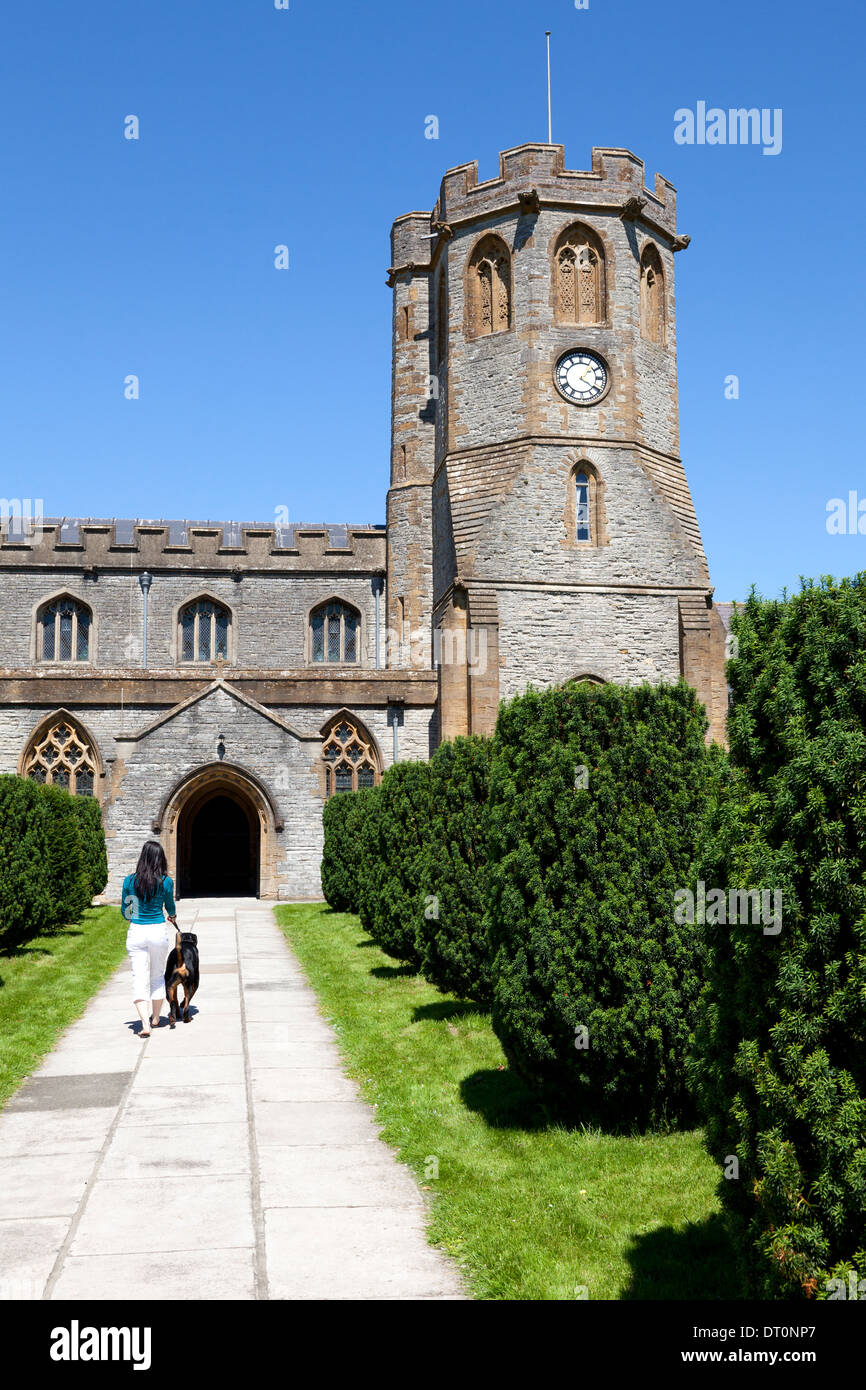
[391,144,678,265]
[0,518,387,571]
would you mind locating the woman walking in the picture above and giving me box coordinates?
[122,839,178,1038]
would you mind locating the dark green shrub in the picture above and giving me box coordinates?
[41,783,90,930]
[688,578,866,1298]
[416,735,493,1002]
[487,679,715,1128]
[0,776,52,950]
[321,787,374,913]
[356,761,431,966]
[74,796,109,900]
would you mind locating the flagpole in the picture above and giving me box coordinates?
[546,31,552,143]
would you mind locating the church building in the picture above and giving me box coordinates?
[0,144,727,902]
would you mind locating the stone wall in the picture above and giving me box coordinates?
[0,568,383,672]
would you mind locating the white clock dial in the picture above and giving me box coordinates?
[555,350,609,404]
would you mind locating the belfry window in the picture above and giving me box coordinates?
[555,224,606,325]
[180,599,230,663]
[640,243,665,344]
[466,235,511,339]
[322,717,380,797]
[23,719,98,798]
[38,597,91,662]
[311,601,360,664]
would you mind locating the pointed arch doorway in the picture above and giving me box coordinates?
[157,763,282,900]
[179,790,258,897]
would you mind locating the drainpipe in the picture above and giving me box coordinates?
[138,571,152,668]
[373,574,384,670]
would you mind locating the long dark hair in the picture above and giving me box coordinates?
[134,839,168,903]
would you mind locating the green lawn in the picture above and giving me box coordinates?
[0,906,127,1109]
[276,902,736,1301]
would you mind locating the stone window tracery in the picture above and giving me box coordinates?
[555,224,606,325]
[38,597,91,663]
[23,719,98,798]
[322,717,380,797]
[311,601,360,664]
[467,235,511,339]
[180,599,230,663]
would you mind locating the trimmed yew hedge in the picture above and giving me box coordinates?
[321,786,375,913]
[416,735,494,1002]
[356,761,431,966]
[0,776,106,951]
[688,578,866,1299]
[74,795,109,900]
[486,679,715,1128]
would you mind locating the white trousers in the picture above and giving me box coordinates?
[127,924,171,1003]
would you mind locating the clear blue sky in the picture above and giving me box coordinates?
[0,0,862,600]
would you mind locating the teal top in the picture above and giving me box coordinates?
[122,874,176,926]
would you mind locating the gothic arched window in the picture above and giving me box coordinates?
[23,718,98,798]
[38,596,91,662]
[179,598,230,663]
[466,235,511,339]
[640,243,665,344]
[555,224,606,325]
[322,716,380,797]
[311,600,360,664]
[575,472,592,542]
[567,460,605,547]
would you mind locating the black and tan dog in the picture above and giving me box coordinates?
[164,930,200,1027]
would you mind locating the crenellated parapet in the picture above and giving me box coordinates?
[0,518,388,572]
[390,144,680,271]
[440,144,678,237]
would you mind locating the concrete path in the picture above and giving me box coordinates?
[0,900,464,1301]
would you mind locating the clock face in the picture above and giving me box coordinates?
[555,350,609,405]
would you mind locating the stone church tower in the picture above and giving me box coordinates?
[388,143,727,744]
[0,143,726,907]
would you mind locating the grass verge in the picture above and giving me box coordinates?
[0,906,127,1109]
[276,902,736,1301]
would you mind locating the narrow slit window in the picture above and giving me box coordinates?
[575,472,591,542]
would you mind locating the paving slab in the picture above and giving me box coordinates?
[121,1082,248,1127]
[265,1206,462,1300]
[257,1144,423,1210]
[69,1173,255,1257]
[255,1099,384,1148]
[0,1152,99,1219]
[5,1071,131,1112]
[51,1247,257,1301]
[0,1218,71,1299]
[251,1067,358,1104]
[100,1121,249,1180]
[0,1107,117,1158]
